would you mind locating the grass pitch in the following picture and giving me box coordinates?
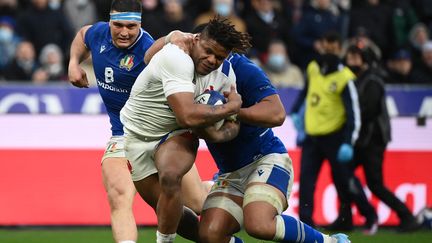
[0,226,431,243]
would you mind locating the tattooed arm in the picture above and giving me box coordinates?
[167,86,242,128]
[192,120,240,143]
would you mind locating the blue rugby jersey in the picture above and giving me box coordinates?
[84,22,154,135]
[206,54,287,173]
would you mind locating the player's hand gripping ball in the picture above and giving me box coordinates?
[194,90,226,130]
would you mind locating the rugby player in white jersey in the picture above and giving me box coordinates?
[120,17,251,243]
[68,1,227,242]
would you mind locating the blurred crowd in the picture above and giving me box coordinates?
[1,0,432,86]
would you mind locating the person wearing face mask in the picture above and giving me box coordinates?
[16,0,73,59]
[195,0,246,33]
[291,32,378,233]
[339,45,421,232]
[244,0,291,59]
[0,16,20,75]
[63,0,98,33]
[34,43,67,82]
[3,41,40,82]
[263,39,304,88]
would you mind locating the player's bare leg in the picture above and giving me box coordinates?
[182,163,211,214]
[243,183,346,243]
[243,183,285,240]
[154,133,199,242]
[134,173,199,241]
[102,157,137,243]
[199,193,242,243]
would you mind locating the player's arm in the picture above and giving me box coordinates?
[238,94,286,128]
[167,86,242,128]
[68,25,92,88]
[192,120,240,143]
[144,30,193,64]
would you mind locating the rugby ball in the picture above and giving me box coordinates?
[194,90,226,129]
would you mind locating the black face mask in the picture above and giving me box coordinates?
[318,54,340,74]
[348,65,362,75]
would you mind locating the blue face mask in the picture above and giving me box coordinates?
[267,54,286,72]
[258,11,274,24]
[214,3,231,17]
[0,28,13,43]
[49,0,61,10]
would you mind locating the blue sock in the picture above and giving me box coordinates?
[230,236,243,243]
[274,215,325,243]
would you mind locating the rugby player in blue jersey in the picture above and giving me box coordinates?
[148,27,351,241]
[67,1,212,242]
[121,17,252,243]
[154,25,351,243]
[195,54,351,243]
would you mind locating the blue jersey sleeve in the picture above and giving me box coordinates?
[230,54,278,107]
[84,22,107,51]
[209,54,287,173]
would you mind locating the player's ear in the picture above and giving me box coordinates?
[193,33,200,43]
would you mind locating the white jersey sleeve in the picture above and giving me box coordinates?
[194,60,236,96]
[159,44,195,96]
[120,44,195,139]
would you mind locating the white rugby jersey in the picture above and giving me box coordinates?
[120,43,235,139]
[194,59,236,97]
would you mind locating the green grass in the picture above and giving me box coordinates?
[0,227,430,243]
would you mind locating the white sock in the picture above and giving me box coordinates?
[119,241,136,243]
[323,234,334,243]
[156,231,177,243]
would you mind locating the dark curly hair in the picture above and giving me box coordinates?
[200,16,252,54]
[111,0,142,13]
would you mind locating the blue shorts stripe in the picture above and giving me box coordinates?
[266,164,290,196]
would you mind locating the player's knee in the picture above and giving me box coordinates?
[244,208,276,239]
[244,218,274,239]
[107,190,134,211]
[159,170,182,192]
[199,222,226,243]
[106,183,135,209]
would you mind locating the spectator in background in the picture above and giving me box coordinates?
[93,0,112,21]
[412,0,432,29]
[16,0,73,58]
[280,0,304,26]
[263,39,304,88]
[34,43,67,82]
[291,32,377,232]
[0,0,18,16]
[0,16,20,73]
[143,0,193,39]
[391,0,418,49]
[292,0,344,69]
[63,0,98,33]
[408,23,430,66]
[349,0,393,60]
[244,0,291,59]
[343,45,421,232]
[344,30,382,64]
[3,40,39,81]
[195,0,246,33]
[386,49,424,84]
[140,0,164,37]
[184,0,211,20]
[416,41,432,84]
